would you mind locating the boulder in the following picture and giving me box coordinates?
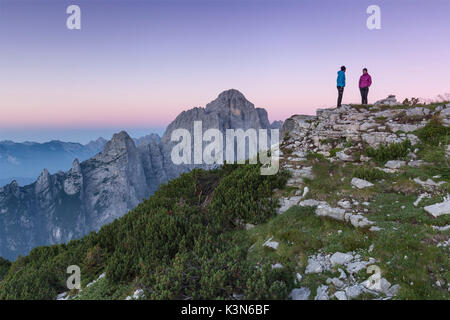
[305,260,323,274]
[336,151,353,162]
[263,237,279,250]
[314,285,329,300]
[337,200,352,209]
[316,204,346,221]
[286,166,314,185]
[414,178,445,188]
[289,287,311,300]
[305,253,331,274]
[424,199,450,217]
[277,196,302,214]
[334,291,347,300]
[385,160,406,169]
[299,199,328,207]
[374,95,399,107]
[351,177,374,189]
[408,160,426,167]
[405,107,430,117]
[345,285,363,299]
[330,252,354,266]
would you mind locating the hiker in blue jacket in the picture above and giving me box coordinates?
[337,66,346,107]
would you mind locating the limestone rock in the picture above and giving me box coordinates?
[385,160,406,169]
[316,204,346,221]
[414,178,446,188]
[351,177,374,189]
[345,285,363,299]
[278,196,302,214]
[330,252,354,266]
[314,285,329,300]
[374,95,399,107]
[424,199,450,217]
[334,291,347,300]
[263,237,280,250]
[289,287,311,300]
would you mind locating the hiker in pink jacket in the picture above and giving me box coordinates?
[359,68,372,105]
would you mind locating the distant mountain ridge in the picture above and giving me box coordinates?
[0,89,283,260]
[0,138,107,187]
[0,135,164,188]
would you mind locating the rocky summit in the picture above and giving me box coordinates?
[0,89,280,260]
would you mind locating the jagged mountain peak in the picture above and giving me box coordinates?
[8,180,19,189]
[0,179,19,194]
[85,137,107,147]
[134,133,161,147]
[206,89,254,114]
[161,89,272,145]
[270,120,284,129]
[71,158,81,172]
[35,168,51,194]
[100,131,136,157]
[95,137,107,144]
[217,88,247,100]
[112,130,132,141]
[38,168,50,179]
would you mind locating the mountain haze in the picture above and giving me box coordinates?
[0,138,107,187]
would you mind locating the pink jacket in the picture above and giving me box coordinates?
[359,73,372,88]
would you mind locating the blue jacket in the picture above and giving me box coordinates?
[337,70,346,87]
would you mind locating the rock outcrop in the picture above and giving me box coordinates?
[281,103,436,158]
[280,100,449,177]
[278,98,450,231]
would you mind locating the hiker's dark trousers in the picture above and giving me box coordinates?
[337,86,344,107]
[360,87,369,105]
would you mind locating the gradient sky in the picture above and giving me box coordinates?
[1,0,450,143]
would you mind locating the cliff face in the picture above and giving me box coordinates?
[0,89,280,260]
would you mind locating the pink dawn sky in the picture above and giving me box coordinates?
[1,0,449,142]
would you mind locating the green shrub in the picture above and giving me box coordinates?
[0,258,10,282]
[209,165,289,227]
[306,152,326,161]
[416,117,449,146]
[329,148,342,157]
[366,140,412,163]
[352,167,387,182]
[344,140,355,148]
[421,146,447,165]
